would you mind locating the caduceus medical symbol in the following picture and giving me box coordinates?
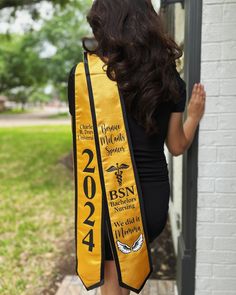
[106,162,129,186]
[116,234,144,254]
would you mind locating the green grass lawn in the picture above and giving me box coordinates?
[0,125,74,295]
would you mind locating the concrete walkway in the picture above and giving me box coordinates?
[0,109,70,127]
[55,276,176,295]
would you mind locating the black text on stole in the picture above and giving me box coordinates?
[99,123,126,156]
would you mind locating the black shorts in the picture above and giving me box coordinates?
[104,180,170,260]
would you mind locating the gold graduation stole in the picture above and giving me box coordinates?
[72,51,153,293]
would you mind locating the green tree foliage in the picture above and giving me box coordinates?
[0,33,50,108]
[0,0,69,10]
[0,34,47,92]
[0,0,92,106]
[32,0,91,99]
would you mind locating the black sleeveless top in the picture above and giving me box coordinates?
[67,64,186,183]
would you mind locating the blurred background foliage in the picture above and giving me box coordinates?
[0,0,91,108]
[0,2,93,294]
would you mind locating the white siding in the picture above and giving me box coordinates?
[196,1,236,294]
[169,3,186,255]
[151,0,161,12]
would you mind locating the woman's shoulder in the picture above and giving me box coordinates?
[67,64,78,116]
[171,67,187,113]
[68,64,78,80]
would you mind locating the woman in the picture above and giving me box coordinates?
[67,0,206,294]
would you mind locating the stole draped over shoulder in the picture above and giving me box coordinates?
[71,51,153,294]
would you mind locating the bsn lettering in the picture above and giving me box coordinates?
[109,185,135,200]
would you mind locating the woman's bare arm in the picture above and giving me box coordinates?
[165,83,206,156]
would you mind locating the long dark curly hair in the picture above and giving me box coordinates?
[83,0,184,136]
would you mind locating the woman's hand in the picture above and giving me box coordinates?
[165,82,206,156]
[187,83,206,123]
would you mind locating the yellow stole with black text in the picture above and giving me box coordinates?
[71,51,153,294]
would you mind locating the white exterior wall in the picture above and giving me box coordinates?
[169,3,185,254]
[196,1,236,294]
[151,0,161,12]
